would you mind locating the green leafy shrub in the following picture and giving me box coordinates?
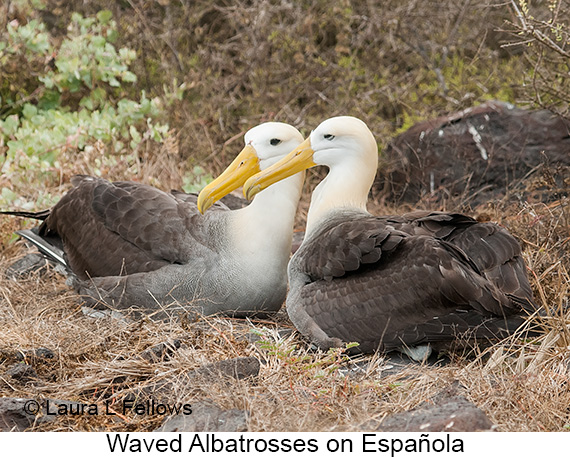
[0,9,168,209]
[182,166,213,194]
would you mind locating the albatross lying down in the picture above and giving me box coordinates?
[244,116,537,359]
[4,122,304,317]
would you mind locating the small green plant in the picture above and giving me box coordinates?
[0,9,168,208]
[250,328,312,369]
[182,166,213,194]
[250,327,359,378]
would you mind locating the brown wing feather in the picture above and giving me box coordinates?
[169,190,231,212]
[40,176,214,279]
[292,212,533,353]
[377,211,534,309]
[298,212,410,281]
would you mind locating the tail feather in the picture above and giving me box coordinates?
[1,209,51,220]
[2,208,67,268]
[16,229,67,268]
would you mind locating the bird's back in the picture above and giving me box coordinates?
[37,175,226,279]
[287,210,536,352]
[378,210,535,309]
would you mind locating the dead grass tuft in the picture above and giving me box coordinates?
[2,203,569,431]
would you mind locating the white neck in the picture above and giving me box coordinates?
[306,156,376,235]
[230,172,303,261]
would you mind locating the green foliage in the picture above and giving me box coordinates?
[6,18,50,55]
[0,9,168,208]
[250,328,359,378]
[182,166,213,194]
[39,12,136,93]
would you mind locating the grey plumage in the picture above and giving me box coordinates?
[3,122,305,318]
[6,176,248,315]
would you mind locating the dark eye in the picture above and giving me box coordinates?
[270,138,282,146]
[323,134,335,141]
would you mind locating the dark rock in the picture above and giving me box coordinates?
[0,347,56,364]
[122,357,261,402]
[360,382,494,432]
[5,364,39,382]
[33,348,55,360]
[153,400,247,432]
[376,100,570,208]
[192,357,260,380]
[140,340,181,363]
[374,397,493,432]
[0,349,23,363]
[5,253,50,279]
[0,398,41,432]
[0,397,83,431]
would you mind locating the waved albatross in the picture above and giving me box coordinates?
[243,116,537,359]
[4,122,304,317]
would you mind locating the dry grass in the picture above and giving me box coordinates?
[1,178,569,432]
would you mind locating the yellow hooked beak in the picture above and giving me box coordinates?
[197,144,260,214]
[243,137,316,200]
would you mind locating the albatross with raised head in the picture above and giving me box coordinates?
[4,122,304,317]
[243,116,537,359]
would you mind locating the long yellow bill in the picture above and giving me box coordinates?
[243,137,316,201]
[197,144,260,214]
